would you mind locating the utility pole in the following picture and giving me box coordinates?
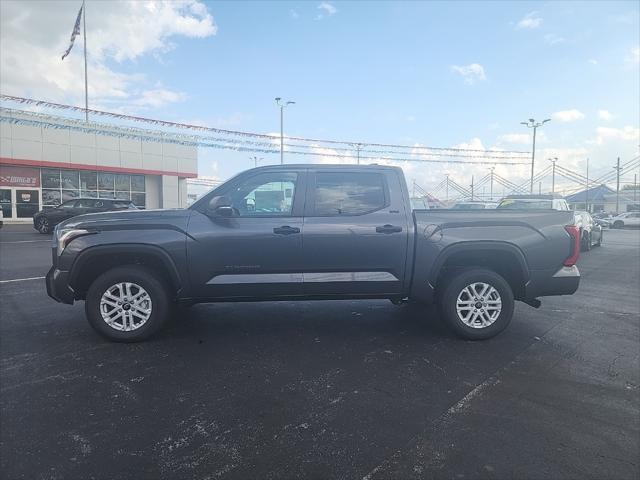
[250,156,263,168]
[521,118,551,193]
[470,175,474,201]
[352,143,363,165]
[489,167,495,200]
[549,157,558,193]
[585,158,589,212]
[275,97,295,165]
[539,182,542,195]
[445,174,449,203]
[614,157,621,215]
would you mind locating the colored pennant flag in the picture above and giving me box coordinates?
[61,2,84,60]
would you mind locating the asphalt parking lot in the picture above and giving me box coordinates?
[1,224,638,479]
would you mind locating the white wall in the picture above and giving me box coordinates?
[2,111,198,177]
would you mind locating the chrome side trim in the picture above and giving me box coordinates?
[304,272,398,282]
[207,271,399,284]
[207,273,303,284]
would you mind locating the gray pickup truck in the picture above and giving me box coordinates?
[46,164,581,342]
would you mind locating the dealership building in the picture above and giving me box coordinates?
[0,109,197,223]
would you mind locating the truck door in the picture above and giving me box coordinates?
[187,169,306,299]
[302,169,410,296]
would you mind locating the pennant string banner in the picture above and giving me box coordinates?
[0,112,531,165]
[0,95,531,160]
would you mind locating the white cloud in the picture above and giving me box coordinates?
[0,0,216,110]
[544,33,565,45]
[588,58,598,65]
[516,11,543,29]
[598,110,614,121]
[626,46,640,65]
[590,126,640,146]
[131,88,187,108]
[317,2,337,19]
[552,109,585,122]
[498,133,531,145]
[289,9,300,19]
[450,63,486,85]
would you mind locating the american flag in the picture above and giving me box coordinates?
[61,2,84,61]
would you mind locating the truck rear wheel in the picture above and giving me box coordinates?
[439,268,514,340]
[85,265,170,342]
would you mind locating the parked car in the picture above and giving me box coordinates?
[591,212,612,228]
[610,212,640,229]
[574,211,602,251]
[451,201,498,209]
[33,198,138,234]
[497,194,570,211]
[46,164,580,342]
[410,197,431,210]
[0,208,3,229]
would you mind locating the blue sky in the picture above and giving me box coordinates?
[1,0,639,193]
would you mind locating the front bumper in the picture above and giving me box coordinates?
[45,267,75,304]
[524,265,580,300]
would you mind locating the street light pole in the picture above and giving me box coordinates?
[614,157,621,215]
[489,167,495,200]
[275,97,295,165]
[521,118,551,193]
[549,157,558,194]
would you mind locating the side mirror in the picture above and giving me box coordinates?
[207,195,234,217]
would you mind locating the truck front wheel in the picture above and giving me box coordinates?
[85,265,171,342]
[439,268,514,340]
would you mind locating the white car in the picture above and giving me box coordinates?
[0,208,3,229]
[610,212,640,228]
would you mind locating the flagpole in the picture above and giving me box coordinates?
[82,0,88,122]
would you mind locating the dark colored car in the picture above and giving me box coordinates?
[33,198,137,234]
[46,164,581,342]
[573,211,602,251]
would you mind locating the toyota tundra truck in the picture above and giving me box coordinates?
[46,164,581,342]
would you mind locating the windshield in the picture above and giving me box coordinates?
[497,199,553,209]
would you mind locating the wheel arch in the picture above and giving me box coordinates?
[69,244,182,300]
[430,242,529,299]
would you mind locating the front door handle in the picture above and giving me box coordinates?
[273,225,300,235]
[376,224,403,234]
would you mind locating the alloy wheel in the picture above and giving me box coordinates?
[99,282,153,331]
[455,282,502,329]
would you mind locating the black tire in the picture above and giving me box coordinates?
[36,216,51,234]
[613,220,623,229]
[85,265,171,342]
[438,268,515,340]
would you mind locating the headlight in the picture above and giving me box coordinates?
[55,227,92,254]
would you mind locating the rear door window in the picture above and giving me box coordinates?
[312,172,387,216]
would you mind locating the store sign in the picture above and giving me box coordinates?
[0,166,40,187]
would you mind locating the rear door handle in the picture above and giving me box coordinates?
[376,224,403,234]
[273,225,300,235]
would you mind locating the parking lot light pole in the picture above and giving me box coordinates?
[521,118,551,193]
[548,157,558,193]
[489,167,495,200]
[275,98,295,165]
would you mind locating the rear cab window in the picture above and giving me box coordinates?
[311,172,388,216]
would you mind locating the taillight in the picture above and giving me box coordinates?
[563,225,581,266]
